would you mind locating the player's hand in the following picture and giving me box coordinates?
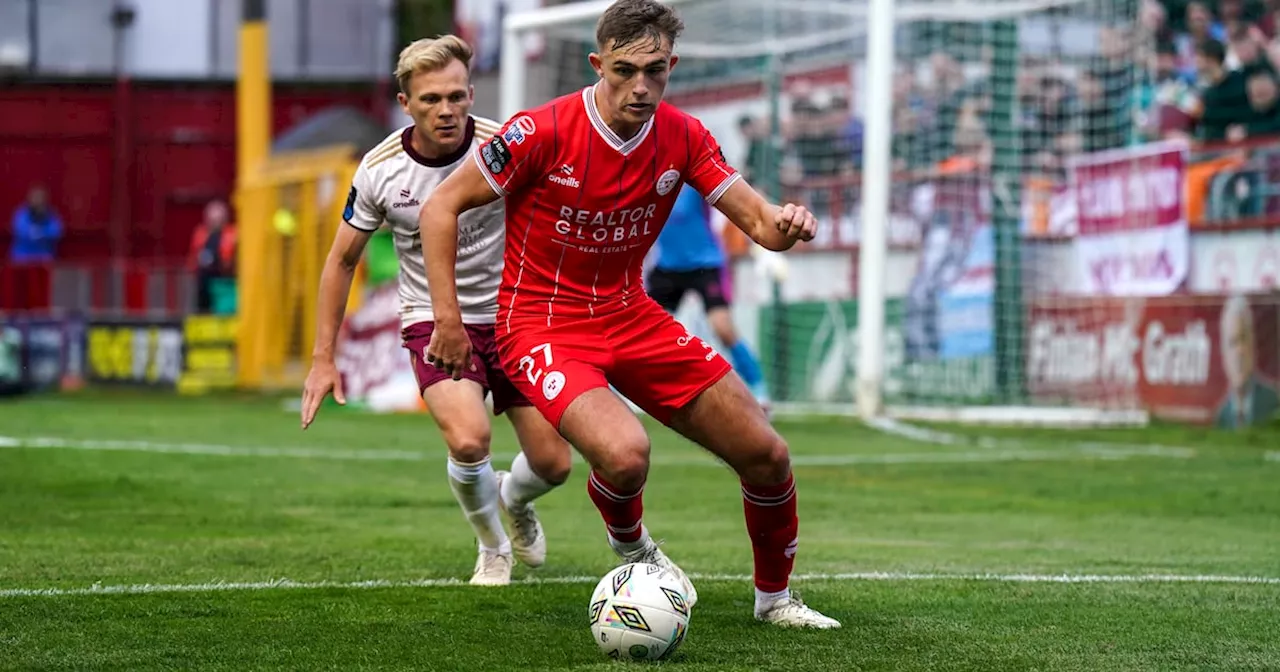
[775,203,818,242]
[301,358,345,430]
[425,322,474,381]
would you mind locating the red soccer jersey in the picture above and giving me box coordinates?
[473,83,741,331]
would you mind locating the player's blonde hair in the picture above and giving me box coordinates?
[394,35,473,94]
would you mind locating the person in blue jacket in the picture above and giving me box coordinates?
[10,186,63,263]
[648,183,769,407]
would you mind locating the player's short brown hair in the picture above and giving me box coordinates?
[595,0,685,52]
[394,35,473,93]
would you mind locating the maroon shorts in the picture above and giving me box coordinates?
[402,321,532,416]
[497,298,733,428]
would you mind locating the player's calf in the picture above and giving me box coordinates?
[667,374,835,622]
[427,380,512,569]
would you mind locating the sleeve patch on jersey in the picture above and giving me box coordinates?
[514,115,537,135]
[481,136,512,175]
[502,125,527,145]
[343,186,357,222]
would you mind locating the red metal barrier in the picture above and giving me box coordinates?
[0,264,52,311]
[0,260,192,316]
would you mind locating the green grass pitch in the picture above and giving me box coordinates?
[1,391,1278,670]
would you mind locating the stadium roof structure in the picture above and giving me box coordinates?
[271,106,389,158]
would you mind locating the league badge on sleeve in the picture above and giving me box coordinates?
[502,126,526,145]
[343,186,357,222]
[483,137,513,175]
[500,115,536,146]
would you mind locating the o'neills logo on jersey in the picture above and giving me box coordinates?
[392,189,421,209]
[549,164,580,189]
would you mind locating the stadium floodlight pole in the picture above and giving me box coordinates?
[499,0,703,121]
[855,0,896,420]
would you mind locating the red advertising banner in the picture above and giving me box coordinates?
[1027,294,1279,427]
[1067,141,1189,296]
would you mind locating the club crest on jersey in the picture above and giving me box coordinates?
[514,115,536,135]
[542,371,566,401]
[656,169,681,196]
[482,137,512,175]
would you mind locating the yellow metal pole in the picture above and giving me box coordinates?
[235,0,271,388]
[297,179,319,360]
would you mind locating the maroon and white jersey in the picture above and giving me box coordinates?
[473,83,740,329]
[346,116,505,327]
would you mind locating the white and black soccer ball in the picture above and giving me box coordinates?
[588,562,692,661]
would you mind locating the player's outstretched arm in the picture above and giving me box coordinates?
[712,179,817,252]
[302,223,374,429]
[418,156,502,380]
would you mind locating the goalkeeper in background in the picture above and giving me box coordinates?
[647,184,770,410]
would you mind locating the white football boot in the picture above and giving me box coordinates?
[468,548,513,586]
[495,470,547,568]
[755,592,842,629]
[612,535,699,608]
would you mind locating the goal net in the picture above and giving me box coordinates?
[503,0,1156,425]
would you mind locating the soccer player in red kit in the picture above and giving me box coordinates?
[419,0,840,628]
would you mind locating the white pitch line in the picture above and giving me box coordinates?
[0,435,426,462]
[866,417,1197,458]
[1265,451,1280,463]
[2,571,1277,599]
[0,435,1193,467]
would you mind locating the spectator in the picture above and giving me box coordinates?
[1218,0,1251,40]
[1176,2,1227,79]
[1079,68,1129,152]
[1138,0,1169,43]
[9,185,63,264]
[1257,0,1280,38]
[1225,21,1271,71]
[188,199,237,313]
[1135,41,1200,142]
[1021,75,1080,170]
[890,63,932,170]
[1240,68,1280,137]
[737,114,774,186]
[1195,39,1253,141]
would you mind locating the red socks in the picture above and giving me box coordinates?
[587,471,645,543]
[741,472,798,593]
[589,467,798,594]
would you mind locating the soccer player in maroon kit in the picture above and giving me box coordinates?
[419,0,840,628]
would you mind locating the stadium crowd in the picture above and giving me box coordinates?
[757,0,1280,233]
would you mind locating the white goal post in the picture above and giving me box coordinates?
[500,0,1153,428]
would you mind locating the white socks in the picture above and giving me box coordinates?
[608,524,652,557]
[754,587,791,615]
[500,451,556,513]
[447,456,511,555]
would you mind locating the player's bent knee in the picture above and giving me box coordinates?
[443,429,492,464]
[739,435,792,487]
[598,446,650,492]
[529,448,572,485]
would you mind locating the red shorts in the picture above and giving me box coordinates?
[402,321,532,416]
[496,298,733,428]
